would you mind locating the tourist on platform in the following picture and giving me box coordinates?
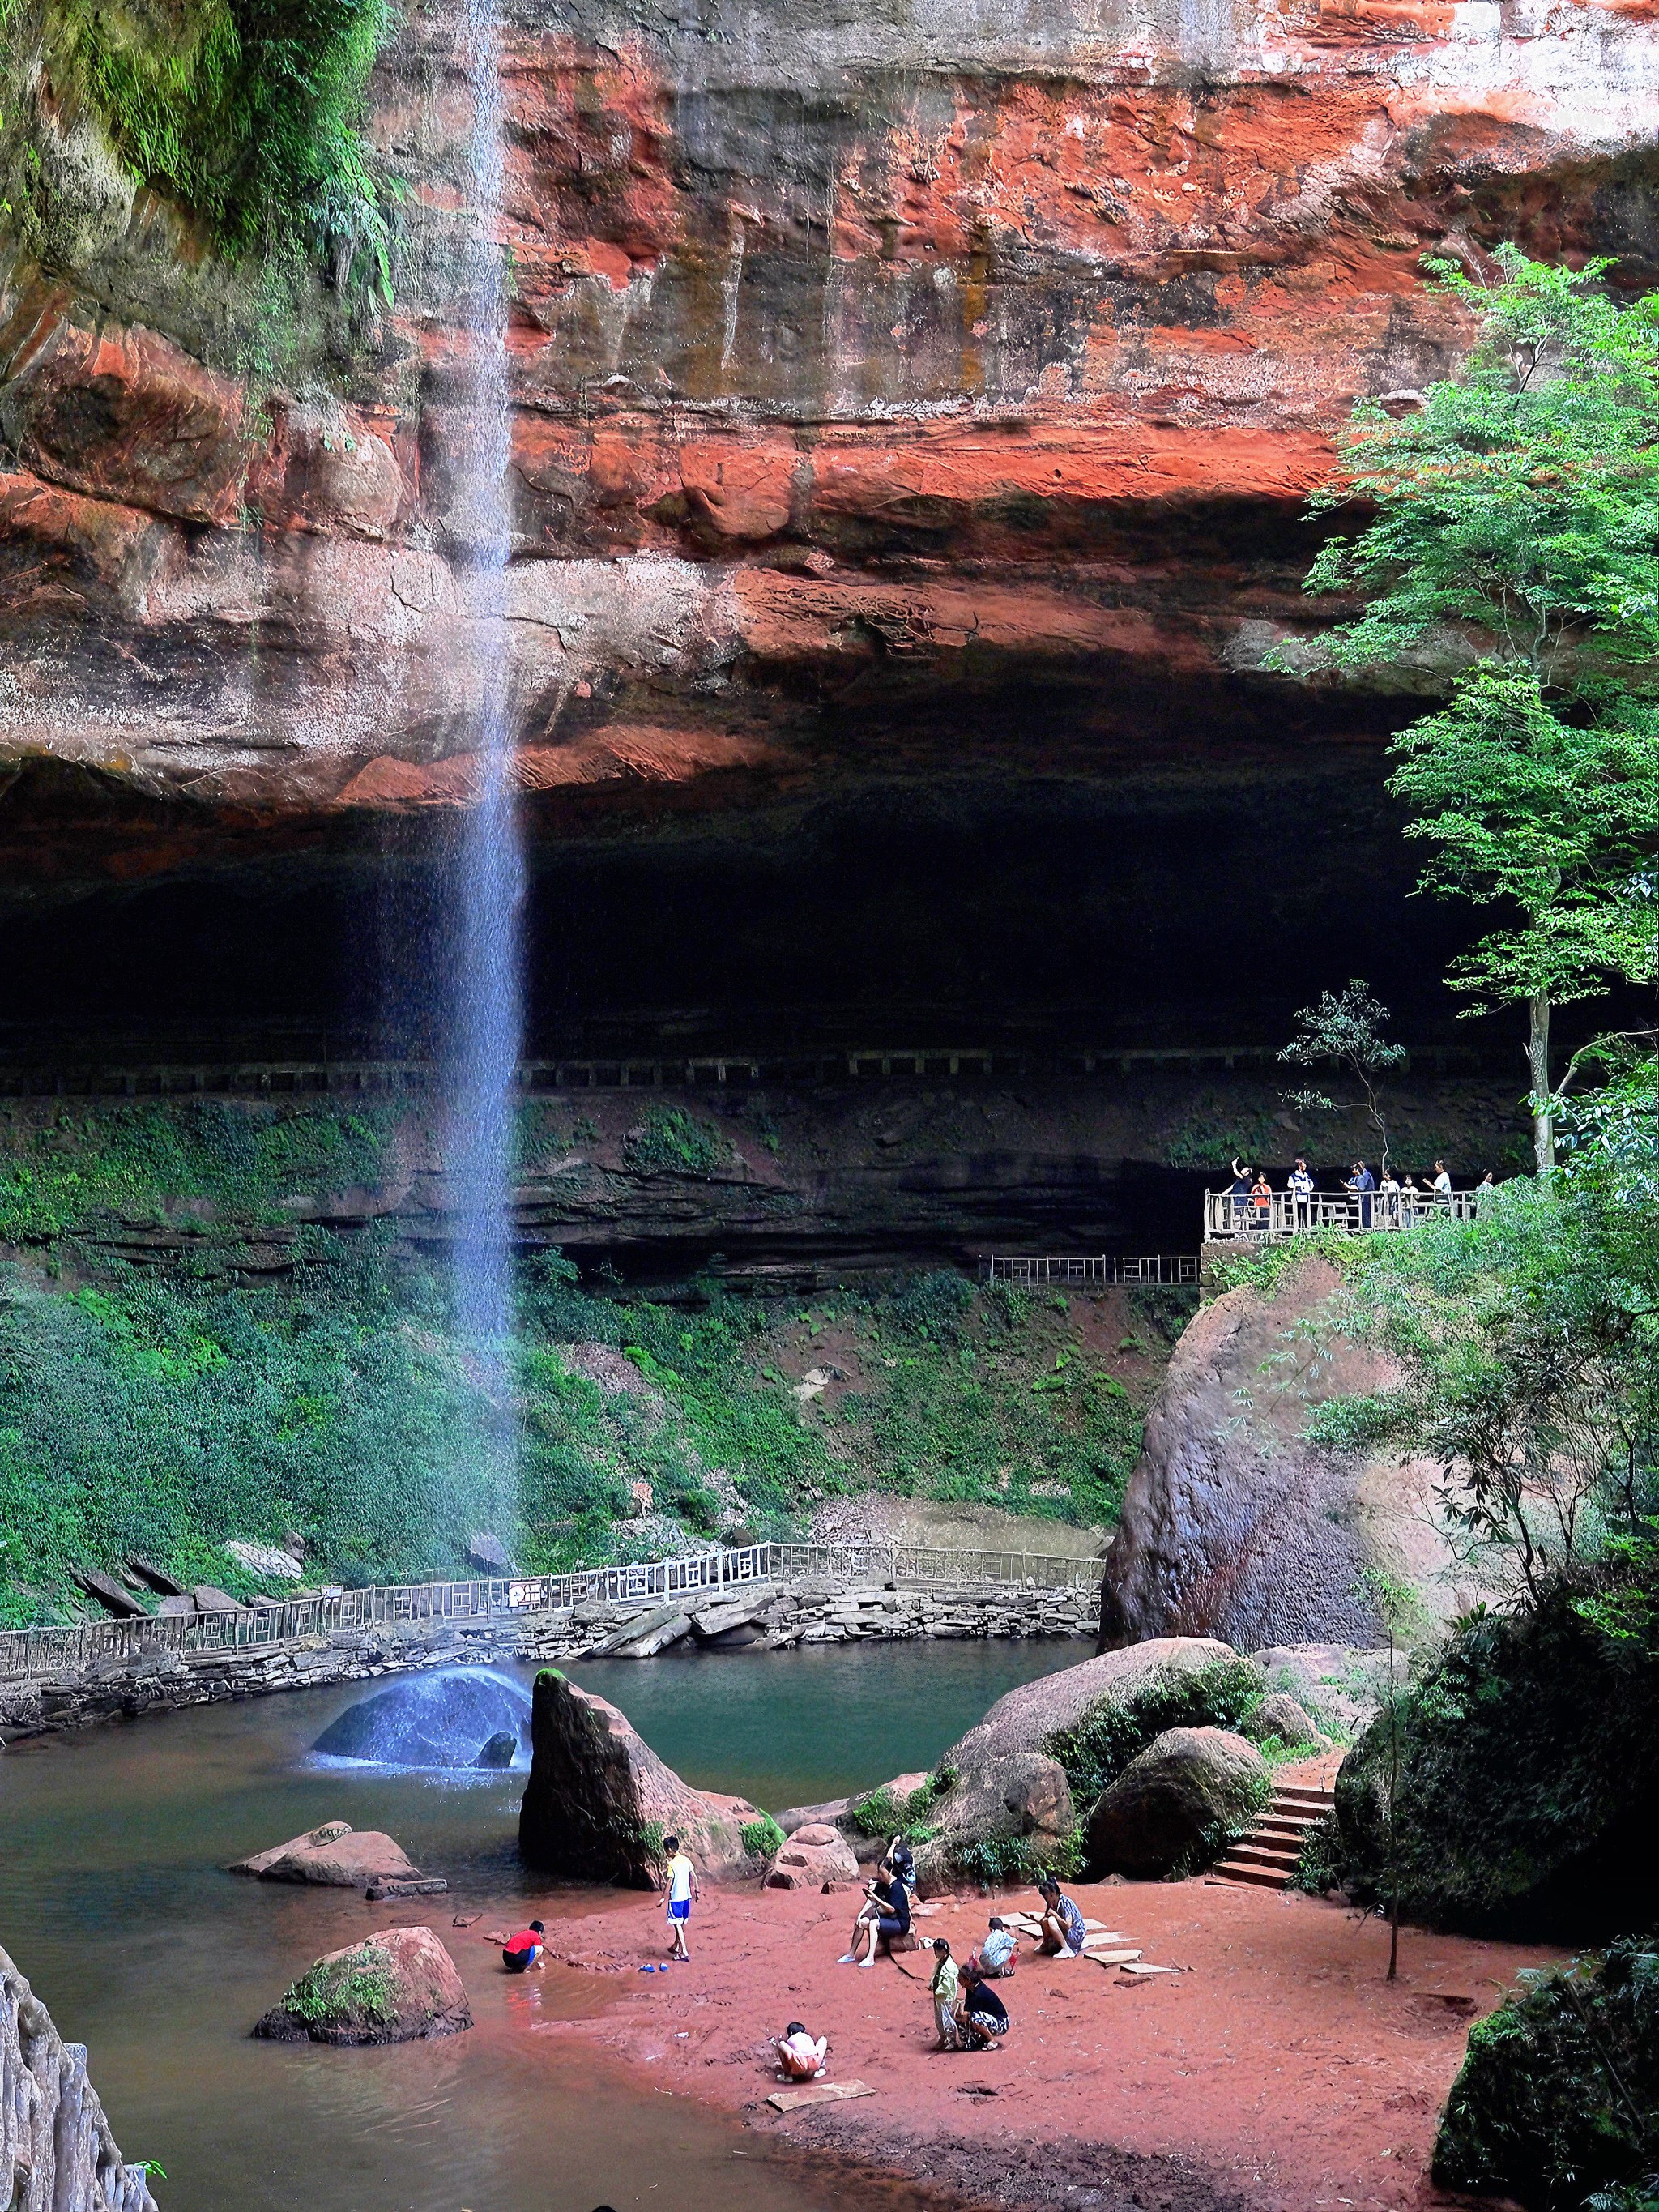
[1345,1159,1375,1228]
[1287,1156,1315,1228]
[1229,1158,1254,1232]
[501,1919,545,1972]
[1379,1167,1401,1228]
[1034,1877,1086,1959]
[956,1965,1010,2050]
[1249,1168,1272,1230]
[663,1834,699,1959]
[774,2022,830,2080]
[1431,1160,1452,1201]
[969,1916,1017,1978]
[930,1938,962,2048]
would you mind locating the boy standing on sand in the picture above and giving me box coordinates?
[663,1834,699,1959]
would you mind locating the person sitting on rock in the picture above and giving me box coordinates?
[838,1855,912,1967]
[956,1964,1009,2050]
[774,2021,830,2081]
[1035,1877,1086,1959]
[929,1937,961,2049]
[969,1916,1017,1978]
[502,1920,545,1973]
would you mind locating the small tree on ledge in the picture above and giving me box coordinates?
[1279,980,1407,1176]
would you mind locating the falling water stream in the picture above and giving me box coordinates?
[445,0,525,1374]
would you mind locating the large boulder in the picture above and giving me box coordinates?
[1086,1727,1270,1878]
[1099,1258,1477,1651]
[765,1823,861,1888]
[518,1669,768,1886]
[946,1638,1246,1770]
[253,1927,471,2046]
[914,1753,1074,1893]
[1240,1692,1324,1748]
[228,1821,422,1890]
[1331,1584,1659,1939]
[313,1668,530,1769]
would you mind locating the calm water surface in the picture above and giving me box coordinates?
[0,1639,1081,2212]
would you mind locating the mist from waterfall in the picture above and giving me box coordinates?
[444,0,524,1379]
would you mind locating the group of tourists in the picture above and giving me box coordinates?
[514,1829,1098,2077]
[1226,1154,1493,1232]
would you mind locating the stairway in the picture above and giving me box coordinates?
[1209,1776,1337,1891]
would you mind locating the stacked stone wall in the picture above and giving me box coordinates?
[0,1576,1096,1744]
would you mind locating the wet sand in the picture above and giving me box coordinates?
[501,1876,1559,2212]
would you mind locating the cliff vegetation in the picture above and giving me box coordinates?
[0,1098,1154,1625]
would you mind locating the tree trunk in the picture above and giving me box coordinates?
[1529,989,1553,1174]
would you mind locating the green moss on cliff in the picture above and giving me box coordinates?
[4,0,396,291]
[0,1107,1151,1624]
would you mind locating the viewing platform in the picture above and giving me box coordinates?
[1203,1189,1480,1241]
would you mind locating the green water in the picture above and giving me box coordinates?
[0,1638,1081,2212]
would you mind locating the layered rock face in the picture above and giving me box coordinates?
[1,1941,158,2212]
[3,0,1658,1015]
[1098,1255,1477,1650]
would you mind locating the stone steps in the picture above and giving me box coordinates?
[1209,1778,1337,1893]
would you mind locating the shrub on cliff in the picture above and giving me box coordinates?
[1433,1937,1659,2209]
[1331,1573,1659,1937]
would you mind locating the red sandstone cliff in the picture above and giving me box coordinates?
[2,0,1658,878]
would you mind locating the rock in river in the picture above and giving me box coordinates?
[1085,1727,1270,1879]
[254,1927,471,2045]
[312,1667,530,1768]
[229,1821,427,1890]
[518,1669,768,1885]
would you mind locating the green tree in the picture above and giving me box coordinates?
[1278,977,1406,1173]
[1387,668,1659,1168]
[1286,248,1659,1168]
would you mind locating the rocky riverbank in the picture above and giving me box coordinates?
[0,1576,1095,1744]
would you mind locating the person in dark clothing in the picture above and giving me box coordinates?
[957,1965,1009,2050]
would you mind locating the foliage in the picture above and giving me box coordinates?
[1330,1574,1659,1935]
[847,1768,953,1842]
[1043,1657,1265,1812]
[0,1105,1157,1622]
[1280,248,1659,1167]
[954,1823,1082,1888]
[10,0,399,286]
[1278,979,1406,1172]
[1434,1937,1659,2209]
[1303,1179,1659,1596]
[1293,248,1659,683]
[281,1943,399,2028]
[740,1815,786,1860]
[0,1100,394,1240]
[621,1107,727,1179]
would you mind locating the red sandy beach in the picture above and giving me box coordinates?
[461,1873,1559,2212]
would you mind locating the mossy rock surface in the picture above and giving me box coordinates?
[1434,1937,1659,2209]
[1085,1726,1270,1879]
[1333,1584,1659,1937]
[254,1927,471,2045]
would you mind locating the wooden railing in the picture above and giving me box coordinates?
[1203,1188,1482,1241]
[0,1541,1100,1682]
[983,1253,1198,1286]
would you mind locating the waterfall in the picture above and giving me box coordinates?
[445,0,524,1377]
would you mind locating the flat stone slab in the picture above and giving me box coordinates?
[766,2080,875,2112]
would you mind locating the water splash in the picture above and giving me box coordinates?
[445,0,525,1373]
